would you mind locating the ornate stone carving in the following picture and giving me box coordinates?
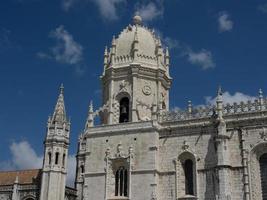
[142,84,152,96]
[119,80,128,92]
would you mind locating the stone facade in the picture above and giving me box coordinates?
[1,13,267,200]
[76,15,267,200]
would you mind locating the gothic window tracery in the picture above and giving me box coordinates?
[115,166,128,197]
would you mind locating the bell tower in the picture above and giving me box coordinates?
[40,84,70,200]
[100,14,172,125]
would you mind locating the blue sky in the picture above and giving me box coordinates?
[1,0,267,185]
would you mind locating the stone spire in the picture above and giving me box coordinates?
[85,100,94,129]
[51,84,67,124]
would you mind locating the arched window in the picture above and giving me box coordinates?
[260,153,267,200]
[62,153,66,167]
[48,152,51,165]
[119,97,129,123]
[183,159,194,195]
[115,166,128,197]
[55,152,59,165]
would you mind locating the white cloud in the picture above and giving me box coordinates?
[49,25,83,65]
[38,25,83,66]
[92,0,126,21]
[163,37,180,50]
[0,140,76,187]
[62,0,76,11]
[156,32,215,70]
[205,91,256,105]
[258,4,267,13]
[137,2,163,22]
[186,49,215,70]
[9,141,43,169]
[218,12,233,32]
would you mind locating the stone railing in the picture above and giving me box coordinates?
[223,98,267,115]
[161,97,267,122]
[161,106,215,122]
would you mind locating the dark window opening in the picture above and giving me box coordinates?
[184,159,194,195]
[55,152,59,165]
[119,97,129,123]
[48,152,51,165]
[260,153,267,200]
[162,101,166,110]
[115,166,128,197]
[80,165,85,174]
[62,154,66,167]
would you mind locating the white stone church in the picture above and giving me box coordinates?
[1,14,267,200]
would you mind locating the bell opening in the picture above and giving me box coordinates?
[119,97,129,123]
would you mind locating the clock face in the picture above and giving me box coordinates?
[142,85,152,96]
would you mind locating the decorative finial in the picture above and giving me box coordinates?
[112,35,116,46]
[60,83,64,95]
[187,100,192,114]
[89,100,93,113]
[104,46,108,55]
[133,12,142,25]
[85,100,94,128]
[259,88,264,110]
[216,86,224,120]
[259,88,263,98]
[14,175,19,184]
[166,47,169,57]
[217,85,222,96]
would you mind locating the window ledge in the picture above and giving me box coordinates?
[178,195,197,200]
[108,197,129,200]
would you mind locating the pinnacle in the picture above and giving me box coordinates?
[51,84,67,124]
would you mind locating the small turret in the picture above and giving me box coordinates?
[111,36,116,63]
[103,46,109,73]
[165,47,170,67]
[156,39,163,65]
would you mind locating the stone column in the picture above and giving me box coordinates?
[214,87,231,200]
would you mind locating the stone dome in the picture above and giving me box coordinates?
[113,15,159,60]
